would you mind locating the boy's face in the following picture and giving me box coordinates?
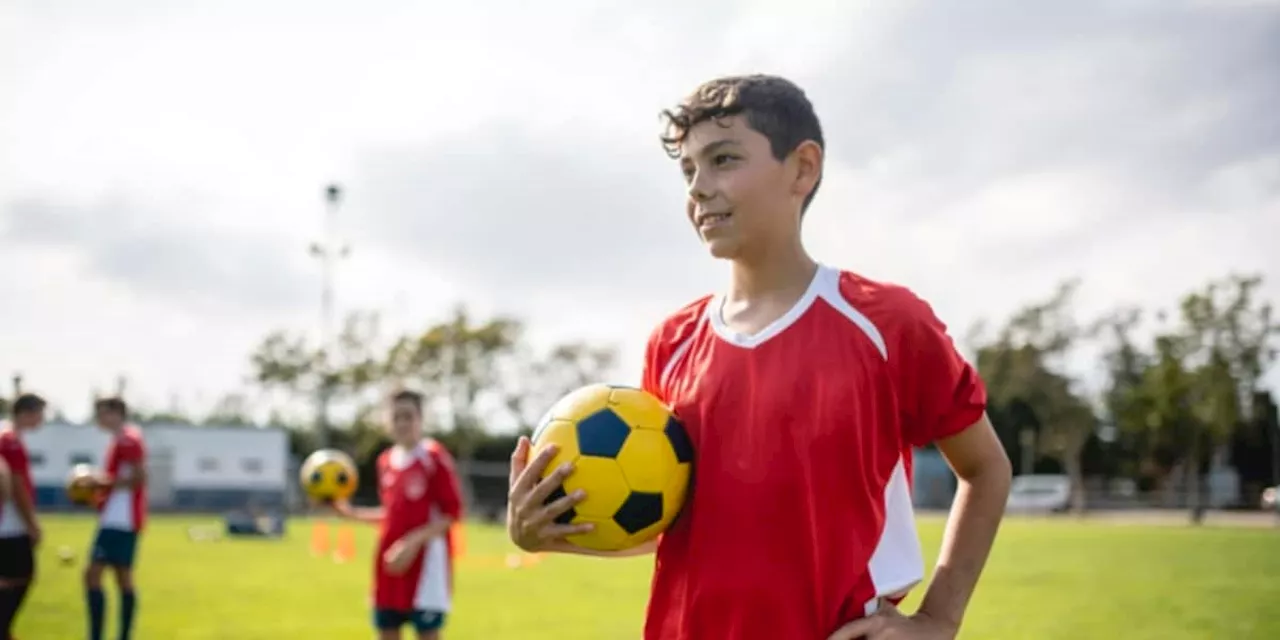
[96,409,123,430]
[389,400,422,443]
[14,409,44,430]
[678,115,811,260]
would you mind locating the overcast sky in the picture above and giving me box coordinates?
[2,0,1278,422]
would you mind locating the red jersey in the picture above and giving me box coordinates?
[641,265,987,640]
[98,426,148,532]
[373,439,464,612]
[0,427,34,538]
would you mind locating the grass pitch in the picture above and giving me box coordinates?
[15,513,1280,639]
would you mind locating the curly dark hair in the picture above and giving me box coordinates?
[12,393,46,417]
[660,74,826,212]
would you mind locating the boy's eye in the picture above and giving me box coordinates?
[713,153,735,166]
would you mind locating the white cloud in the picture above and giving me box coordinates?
[2,0,1278,419]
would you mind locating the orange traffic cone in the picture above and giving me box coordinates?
[333,525,356,564]
[310,521,331,558]
[450,522,466,559]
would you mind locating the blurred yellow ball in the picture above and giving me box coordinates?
[65,463,99,506]
[300,449,358,502]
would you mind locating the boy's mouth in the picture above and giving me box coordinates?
[697,211,732,227]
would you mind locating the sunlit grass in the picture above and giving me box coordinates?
[17,514,1280,639]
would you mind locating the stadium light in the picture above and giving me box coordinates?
[312,182,351,448]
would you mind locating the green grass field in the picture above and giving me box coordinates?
[14,514,1279,639]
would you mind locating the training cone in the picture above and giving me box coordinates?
[450,522,466,558]
[333,525,356,563]
[310,521,331,558]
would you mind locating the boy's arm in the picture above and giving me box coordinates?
[331,501,385,523]
[100,464,146,490]
[399,514,455,548]
[917,415,1011,631]
[12,476,40,536]
[95,439,147,490]
[831,295,1010,640]
[3,451,40,536]
[543,539,656,558]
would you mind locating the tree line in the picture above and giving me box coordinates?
[3,274,1276,518]
[972,273,1279,521]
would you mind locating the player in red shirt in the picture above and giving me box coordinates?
[84,397,148,640]
[333,389,464,640]
[506,74,1013,640]
[0,393,46,640]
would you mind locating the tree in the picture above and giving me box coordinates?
[1128,274,1280,523]
[250,310,386,445]
[975,280,1097,512]
[203,393,256,427]
[504,341,619,433]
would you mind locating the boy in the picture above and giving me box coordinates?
[506,75,1013,640]
[332,389,464,640]
[85,397,147,640]
[0,393,46,640]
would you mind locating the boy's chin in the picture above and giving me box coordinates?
[704,238,743,260]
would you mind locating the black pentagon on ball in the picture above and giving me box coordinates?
[576,409,632,458]
[613,491,664,535]
[543,485,577,525]
[664,416,694,464]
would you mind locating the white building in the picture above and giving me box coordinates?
[23,422,291,511]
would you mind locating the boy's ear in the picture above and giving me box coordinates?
[790,140,823,200]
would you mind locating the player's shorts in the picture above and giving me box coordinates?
[91,528,139,568]
[373,608,446,632]
[0,535,35,580]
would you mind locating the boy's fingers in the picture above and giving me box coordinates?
[512,444,559,497]
[825,616,877,640]
[524,461,575,509]
[537,521,594,541]
[508,437,530,486]
[535,487,586,525]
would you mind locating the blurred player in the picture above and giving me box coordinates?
[506,74,1013,640]
[0,393,46,640]
[332,389,464,640]
[85,397,147,640]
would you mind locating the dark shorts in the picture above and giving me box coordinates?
[373,608,446,632]
[91,528,139,568]
[0,535,34,580]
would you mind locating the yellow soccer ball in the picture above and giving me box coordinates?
[531,383,693,552]
[66,464,99,506]
[300,449,358,503]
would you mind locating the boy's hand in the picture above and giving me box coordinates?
[26,523,41,547]
[328,499,355,519]
[506,437,593,552]
[827,603,957,640]
[383,538,421,576]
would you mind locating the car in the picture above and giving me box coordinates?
[1006,474,1072,513]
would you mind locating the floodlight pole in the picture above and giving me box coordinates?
[311,183,350,448]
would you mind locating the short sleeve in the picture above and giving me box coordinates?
[894,298,988,448]
[120,437,145,463]
[0,438,30,486]
[641,329,663,399]
[104,442,120,475]
[429,448,464,521]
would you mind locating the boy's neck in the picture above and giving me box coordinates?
[727,239,818,302]
[394,437,423,450]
